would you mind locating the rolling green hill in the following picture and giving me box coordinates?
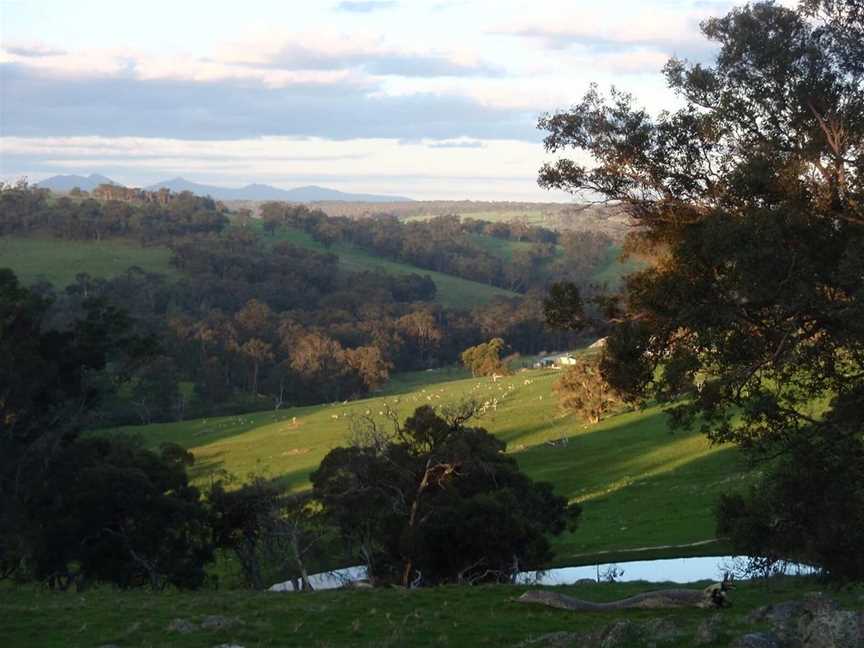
[108,367,748,566]
[270,226,520,308]
[591,245,647,288]
[466,232,538,261]
[468,234,646,290]
[0,231,518,308]
[0,237,177,286]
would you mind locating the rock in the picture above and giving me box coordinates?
[800,594,840,616]
[567,618,680,648]
[746,601,804,628]
[517,631,581,647]
[797,606,862,648]
[519,618,682,648]
[694,614,723,645]
[641,618,682,646]
[729,632,782,648]
[746,596,862,648]
[167,618,198,633]
[599,620,645,648]
[200,615,242,630]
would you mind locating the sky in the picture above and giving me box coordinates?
[0,0,748,200]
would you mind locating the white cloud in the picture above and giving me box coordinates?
[1,0,742,199]
[2,135,575,201]
[494,2,729,61]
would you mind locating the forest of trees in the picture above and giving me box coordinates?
[0,183,596,425]
[259,201,613,292]
[0,183,230,242]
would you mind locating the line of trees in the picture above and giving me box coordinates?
[260,203,614,292]
[0,181,229,242]
[27,248,586,426]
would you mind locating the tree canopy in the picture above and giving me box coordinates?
[311,405,579,586]
[460,337,509,377]
[539,0,864,578]
[0,271,213,588]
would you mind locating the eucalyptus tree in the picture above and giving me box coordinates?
[539,0,864,579]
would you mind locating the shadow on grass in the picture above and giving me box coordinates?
[546,447,751,564]
[188,450,226,481]
[101,408,314,452]
[501,405,670,454]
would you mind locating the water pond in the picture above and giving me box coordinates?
[271,555,818,592]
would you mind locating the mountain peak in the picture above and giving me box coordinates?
[36,173,119,192]
[37,173,413,203]
[144,178,413,203]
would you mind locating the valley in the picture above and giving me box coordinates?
[106,367,744,566]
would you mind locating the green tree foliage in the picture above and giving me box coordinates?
[538,0,863,578]
[543,282,586,331]
[0,183,589,420]
[0,270,212,588]
[311,405,579,586]
[269,206,613,292]
[460,338,509,376]
[26,439,212,590]
[554,356,622,424]
[0,182,229,242]
[717,399,864,582]
[208,477,329,591]
[130,355,183,423]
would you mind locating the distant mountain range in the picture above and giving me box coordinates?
[35,174,118,192]
[35,174,413,203]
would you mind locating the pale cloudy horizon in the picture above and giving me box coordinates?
[1,0,754,201]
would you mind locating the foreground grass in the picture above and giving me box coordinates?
[0,237,177,286]
[108,368,751,565]
[2,577,858,648]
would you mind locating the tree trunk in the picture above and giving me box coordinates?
[402,458,433,587]
[290,533,313,592]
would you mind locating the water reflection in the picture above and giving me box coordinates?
[269,556,816,592]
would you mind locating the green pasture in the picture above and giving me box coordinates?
[0,237,177,286]
[271,226,520,308]
[590,245,647,287]
[0,230,518,308]
[466,233,540,261]
[108,367,750,566]
[2,577,855,648]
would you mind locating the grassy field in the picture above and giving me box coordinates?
[271,226,519,308]
[0,237,177,286]
[0,232,637,305]
[591,245,647,288]
[108,367,750,566]
[0,231,517,308]
[466,233,539,261]
[2,577,857,648]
